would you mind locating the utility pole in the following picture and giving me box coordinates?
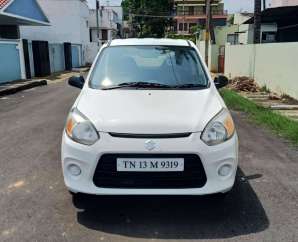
[263,0,266,10]
[96,0,100,46]
[254,0,262,44]
[205,0,211,66]
[182,0,185,36]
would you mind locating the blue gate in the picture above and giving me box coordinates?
[71,45,81,68]
[0,42,21,84]
[49,44,65,73]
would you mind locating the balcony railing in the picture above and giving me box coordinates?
[176,9,227,16]
[174,0,222,2]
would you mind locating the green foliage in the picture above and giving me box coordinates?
[166,32,196,43]
[122,0,172,37]
[260,85,270,93]
[220,89,298,145]
[189,25,202,34]
[227,14,234,25]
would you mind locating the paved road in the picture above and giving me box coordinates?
[0,82,298,242]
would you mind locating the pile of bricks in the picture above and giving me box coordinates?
[228,76,260,92]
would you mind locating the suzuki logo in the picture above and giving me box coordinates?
[145,140,156,151]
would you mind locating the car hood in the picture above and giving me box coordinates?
[76,88,224,134]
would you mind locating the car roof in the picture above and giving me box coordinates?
[109,38,191,47]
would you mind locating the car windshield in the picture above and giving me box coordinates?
[89,45,209,89]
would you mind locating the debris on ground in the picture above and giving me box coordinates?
[269,93,281,101]
[228,76,260,92]
[281,94,298,105]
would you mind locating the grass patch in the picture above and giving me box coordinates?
[260,85,270,93]
[220,89,298,145]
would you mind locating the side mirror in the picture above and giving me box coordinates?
[214,75,229,89]
[68,76,85,89]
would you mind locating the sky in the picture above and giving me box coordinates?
[88,0,272,13]
[224,0,254,13]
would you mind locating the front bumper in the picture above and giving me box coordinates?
[61,131,238,195]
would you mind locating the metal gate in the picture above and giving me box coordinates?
[0,41,21,83]
[218,46,225,74]
[71,44,81,68]
[32,41,51,77]
[49,44,65,73]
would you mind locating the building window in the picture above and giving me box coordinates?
[89,29,92,42]
[179,23,183,31]
[184,23,188,31]
[227,34,239,45]
[177,6,183,15]
[189,6,194,15]
[262,32,276,43]
[0,25,19,39]
[102,29,108,41]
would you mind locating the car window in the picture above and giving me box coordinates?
[89,45,209,89]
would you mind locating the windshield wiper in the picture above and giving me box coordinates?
[101,82,172,90]
[172,83,207,89]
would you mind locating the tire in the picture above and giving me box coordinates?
[68,190,77,196]
[68,190,84,199]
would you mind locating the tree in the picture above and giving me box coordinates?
[122,0,173,38]
[189,25,202,34]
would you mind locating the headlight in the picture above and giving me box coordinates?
[201,108,235,146]
[65,108,99,145]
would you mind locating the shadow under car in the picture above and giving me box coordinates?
[73,169,269,240]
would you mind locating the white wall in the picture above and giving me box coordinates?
[210,44,219,73]
[197,41,206,63]
[271,0,298,7]
[196,41,219,72]
[238,24,254,44]
[21,0,89,44]
[85,42,100,64]
[233,13,252,25]
[225,42,298,100]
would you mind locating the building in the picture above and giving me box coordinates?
[0,0,49,39]
[196,11,277,72]
[88,7,118,44]
[208,11,278,46]
[271,0,298,7]
[244,6,298,43]
[104,5,123,36]
[20,0,91,69]
[0,0,49,83]
[174,0,227,35]
[196,13,254,45]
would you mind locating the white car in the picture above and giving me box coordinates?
[62,38,238,197]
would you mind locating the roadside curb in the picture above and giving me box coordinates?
[0,80,47,97]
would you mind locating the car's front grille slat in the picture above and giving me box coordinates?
[93,154,207,189]
[109,133,192,139]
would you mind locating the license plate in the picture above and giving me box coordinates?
[117,158,184,172]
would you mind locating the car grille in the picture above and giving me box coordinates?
[93,154,207,189]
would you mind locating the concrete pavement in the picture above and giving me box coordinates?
[0,82,298,242]
[0,68,89,98]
